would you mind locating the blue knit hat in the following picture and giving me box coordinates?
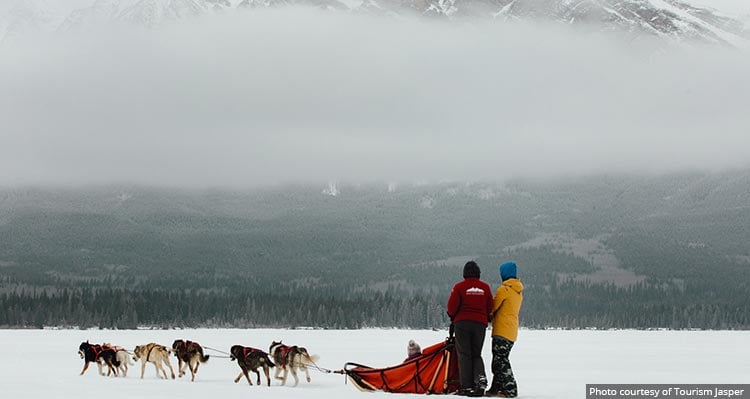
[499,262,517,281]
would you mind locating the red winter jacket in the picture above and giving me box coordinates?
[446,277,493,326]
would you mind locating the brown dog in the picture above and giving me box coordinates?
[133,343,175,380]
[230,345,275,386]
[172,339,209,382]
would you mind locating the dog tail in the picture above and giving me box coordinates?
[264,354,276,368]
[302,353,320,366]
[199,347,209,363]
[112,357,122,368]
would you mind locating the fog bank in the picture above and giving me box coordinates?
[1,9,749,187]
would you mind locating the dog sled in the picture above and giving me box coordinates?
[341,338,459,394]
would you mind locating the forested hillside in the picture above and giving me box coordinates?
[1,171,749,329]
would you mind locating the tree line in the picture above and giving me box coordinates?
[0,286,451,329]
[2,279,748,330]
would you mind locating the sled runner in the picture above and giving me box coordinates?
[342,338,459,394]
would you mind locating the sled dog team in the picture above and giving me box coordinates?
[78,339,317,386]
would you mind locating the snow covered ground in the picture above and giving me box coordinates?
[1,328,748,398]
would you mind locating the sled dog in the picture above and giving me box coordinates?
[172,339,209,382]
[230,345,275,386]
[78,341,121,377]
[269,341,318,387]
[103,343,134,377]
[133,343,175,380]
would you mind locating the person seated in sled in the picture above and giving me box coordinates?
[403,339,422,362]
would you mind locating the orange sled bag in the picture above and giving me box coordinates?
[343,338,459,394]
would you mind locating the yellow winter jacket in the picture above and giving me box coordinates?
[490,278,524,342]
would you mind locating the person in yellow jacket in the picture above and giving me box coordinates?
[486,262,524,398]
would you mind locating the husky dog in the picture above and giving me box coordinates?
[269,341,318,387]
[133,343,175,380]
[78,341,121,377]
[229,345,275,386]
[103,343,134,377]
[172,339,209,382]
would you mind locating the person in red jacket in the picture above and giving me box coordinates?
[447,261,494,397]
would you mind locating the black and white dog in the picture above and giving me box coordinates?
[103,343,134,377]
[78,341,121,377]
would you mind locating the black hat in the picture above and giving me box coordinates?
[463,261,480,278]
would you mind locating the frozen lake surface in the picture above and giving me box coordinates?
[1,328,748,398]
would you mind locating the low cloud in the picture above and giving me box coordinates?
[1,8,749,187]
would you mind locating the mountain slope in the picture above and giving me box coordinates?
[1,172,749,329]
[1,0,747,46]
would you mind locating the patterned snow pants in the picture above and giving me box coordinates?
[489,336,518,397]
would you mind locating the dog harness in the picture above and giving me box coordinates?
[271,343,292,367]
[146,345,158,362]
[241,346,264,361]
[103,344,125,352]
[177,340,197,361]
[89,344,103,361]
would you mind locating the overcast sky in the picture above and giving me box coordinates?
[1,9,749,187]
[688,0,750,15]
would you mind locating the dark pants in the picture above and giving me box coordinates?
[453,320,487,390]
[489,336,517,397]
